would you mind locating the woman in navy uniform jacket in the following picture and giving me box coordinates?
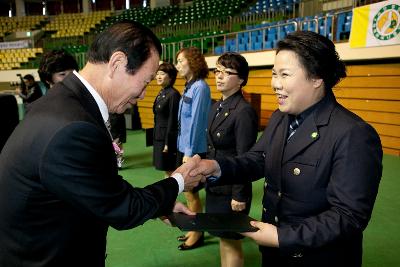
[206,52,258,267]
[191,31,383,267]
[153,62,181,176]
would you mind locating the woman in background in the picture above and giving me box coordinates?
[206,52,258,267]
[153,62,181,177]
[175,47,211,250]
[38,49,79,89]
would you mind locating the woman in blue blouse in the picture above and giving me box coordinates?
[175,47,211,250]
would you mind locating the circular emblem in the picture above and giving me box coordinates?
[372,4,400,40]
[311,132,318,139]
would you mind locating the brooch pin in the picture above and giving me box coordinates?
[311,132,318,139]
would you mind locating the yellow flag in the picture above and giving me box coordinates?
[350,0,400,48]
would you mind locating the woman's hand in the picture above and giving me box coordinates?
[241,221,279,248]
[182,155,190,163]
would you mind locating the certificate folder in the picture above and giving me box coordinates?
[168,212,258,232]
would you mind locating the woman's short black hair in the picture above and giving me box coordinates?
[87,21,161,75]
[216,52,249,87]
[158,62,178,87]
[38,49,79,86]
[276,31,346,91]
[23,74,35,81]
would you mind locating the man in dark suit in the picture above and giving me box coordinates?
[189,31,382,267]
[0,21,201,267]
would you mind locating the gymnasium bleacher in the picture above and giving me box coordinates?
[0,0,399,156]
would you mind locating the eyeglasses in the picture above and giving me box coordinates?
[213,69,239,77]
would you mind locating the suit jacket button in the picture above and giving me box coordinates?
[293,167,301,176]
[292,252,303,258]
[277,191,282,197]
[216,132,221,138]
[274,216,279,223]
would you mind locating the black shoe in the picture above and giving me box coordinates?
[178,234,204,251]
[177,235,188,242]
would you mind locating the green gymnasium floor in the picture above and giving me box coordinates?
[105,130,400,267]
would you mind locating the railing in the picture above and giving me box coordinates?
[160,9,352,63]
[153,16,233,38]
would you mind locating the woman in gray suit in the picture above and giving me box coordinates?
[206,52,258,267]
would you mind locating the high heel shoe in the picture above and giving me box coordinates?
[177,235,188,242]
[178,233,204,251]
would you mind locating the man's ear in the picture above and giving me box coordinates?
[108,51,127,78]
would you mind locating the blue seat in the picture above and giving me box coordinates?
[336,13,346,41]
[238,43,247,52]
[252,42,262,51]
[240,36,249,44]
[344,22,351,32]
[267,32,276,41]
[264,41,273,49]
[214,46,224,55]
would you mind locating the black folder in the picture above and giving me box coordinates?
[168,213,258,232]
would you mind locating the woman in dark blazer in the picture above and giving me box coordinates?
[191,31,383,267]
[153,62,180,176]
[206,53,258,267]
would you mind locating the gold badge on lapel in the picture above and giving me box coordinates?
[311,132,318,139]
[224,112,229,117]
[293,168,301,176]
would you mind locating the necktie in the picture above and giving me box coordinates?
[105,119,113,140]
[105,119,111,132]
[287,117,301,140]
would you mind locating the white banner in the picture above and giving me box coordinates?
[0,40,31,50]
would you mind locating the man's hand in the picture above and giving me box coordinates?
[173,155,204,191]
[231,199,246,211]
[241,221,279,248]
[161,202,195,226]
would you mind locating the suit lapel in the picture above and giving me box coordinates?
[282,92,337,163]
[269,114,288,184]
[283,116,319,163]
[154,87,168,106]
[206,99,217,148]
[210,93,242,133]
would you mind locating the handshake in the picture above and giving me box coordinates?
[172,155,221,192]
